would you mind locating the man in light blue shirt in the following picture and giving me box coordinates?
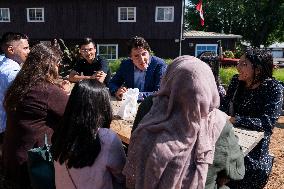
[0,54,4,61]
[0,32,30,141]
[0,44,4,61]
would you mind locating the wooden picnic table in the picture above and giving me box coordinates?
[110,118,264,156]
[278,116,284,124]
[109,100,271,156]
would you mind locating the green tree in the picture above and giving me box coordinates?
[185,0,284,47]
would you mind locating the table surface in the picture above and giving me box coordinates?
[110,118,264,156]
[278,116,284,124]
[110,101,284,156]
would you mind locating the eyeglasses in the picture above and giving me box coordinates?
[80,48,95,53]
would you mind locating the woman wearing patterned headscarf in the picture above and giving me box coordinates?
[220,48,283,189]
[123,55,245,189]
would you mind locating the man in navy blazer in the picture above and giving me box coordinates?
[109,36,167,101]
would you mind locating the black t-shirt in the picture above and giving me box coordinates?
[73,55,111,85]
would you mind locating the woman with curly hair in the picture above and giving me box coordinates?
[220,48,283,189]
[51,79,126,189]
[3,43,69,188]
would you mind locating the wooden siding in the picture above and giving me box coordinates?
[0,0,240,59]
[0,0,182,40]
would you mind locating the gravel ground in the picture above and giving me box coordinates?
[0,125,283,189]
[264,124,284,189]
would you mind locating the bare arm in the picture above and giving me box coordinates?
[68,70,107,83]
[68,70,91,82]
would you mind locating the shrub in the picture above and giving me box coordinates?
[273,68,284,82]
[223,51,235,58]
[109,58,126,73]
[165,59,173,65]
[220,67,238,87]
[233,43,246,58]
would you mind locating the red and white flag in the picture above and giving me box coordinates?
[196,0,204,26]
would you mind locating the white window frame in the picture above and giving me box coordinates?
[195,44,218,57]
[155,6,174,22]
[118,7,136,22]
[97,44,118,60]
[26,8,44,22]
[0,8,10,22]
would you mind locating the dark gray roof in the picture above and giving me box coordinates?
[184,30,242,39]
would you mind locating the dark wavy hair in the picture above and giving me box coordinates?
[127,36,151,55]
[245,47,273,84]
[4,43,62,112]
[51,79,113,169]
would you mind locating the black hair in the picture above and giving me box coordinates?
[78,37,95,49]
[51,79,113,169]
[127,36,151,55]
[244,47,273,83]
[1,32,28,49]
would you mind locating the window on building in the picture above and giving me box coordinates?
[0,8,10,22]
[195,44,218,57]
[97,44,118,60]
[118,7,136,22]
[155,6,174,22]
[27,8,44,22]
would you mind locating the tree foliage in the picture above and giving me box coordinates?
[185,0,284,47]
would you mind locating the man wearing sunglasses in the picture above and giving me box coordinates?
[68,38,110,86]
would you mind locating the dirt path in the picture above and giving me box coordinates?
[264,126,284,188]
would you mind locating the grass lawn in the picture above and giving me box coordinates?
[220,67,284,86]
[273,68,284,82]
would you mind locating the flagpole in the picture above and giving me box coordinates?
[179,0,185,56]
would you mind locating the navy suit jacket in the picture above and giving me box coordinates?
[109,56,167,98]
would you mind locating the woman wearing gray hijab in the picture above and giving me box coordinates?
[123,56,245,189]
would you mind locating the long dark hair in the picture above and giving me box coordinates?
[51,79,113,169]
[245,47,273,83]
[4,43,62,112]
[233,48,274,112]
